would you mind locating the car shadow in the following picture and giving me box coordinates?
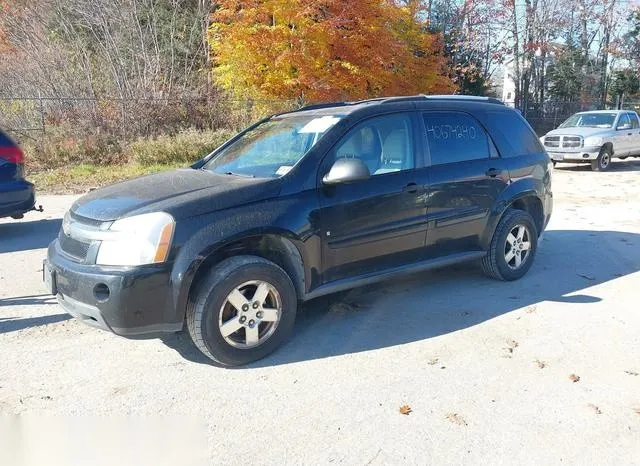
[0,294,58,307]
[160,229,640,368]
[0,314,71,334]
[556,159,640,172]
[0,218,61,254]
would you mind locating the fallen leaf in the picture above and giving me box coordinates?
[525,305,537,313]
[577,273,595,281]
[446,413,467,426]
[624,371,639,376]
[569,374,580,383]
[427,358,439,366]
[399,405,412,415]
[535,359,547,369]
[587,403,602,414]
[634,408,640,415]
[503,339,519,357]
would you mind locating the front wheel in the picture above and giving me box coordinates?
[186,256,297,366]
[591,147,612,172]
[482,209,538,281]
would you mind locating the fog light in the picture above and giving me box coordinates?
[583,154,589,159]
[94,283,110,302]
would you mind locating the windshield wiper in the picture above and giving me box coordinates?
[223,171,255,178]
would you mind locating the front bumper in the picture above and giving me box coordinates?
[45,240,182,337]
[546,146,601,162]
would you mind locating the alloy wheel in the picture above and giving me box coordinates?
[218,280,282,349]
[504,224,531,270]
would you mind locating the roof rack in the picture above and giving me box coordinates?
[378,94,504,105]
[294,94,504,113]
[296,101,350,111]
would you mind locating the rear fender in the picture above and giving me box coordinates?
[480,177,543,250]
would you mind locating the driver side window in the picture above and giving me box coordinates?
[334,113,415,176]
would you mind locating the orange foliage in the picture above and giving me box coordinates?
[210,0,456,102]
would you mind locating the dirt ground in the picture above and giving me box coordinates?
[1,161,640,465]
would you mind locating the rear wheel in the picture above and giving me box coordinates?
[186,256,297,366]
[591,147,612,172]
[482,209,538,281]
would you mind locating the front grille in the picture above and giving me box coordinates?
[544,136,560,148]
[563,136,582,148]
[544,135,582,149]
[58,229,90,261]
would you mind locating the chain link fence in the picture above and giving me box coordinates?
[0,96,296,139]
[2,95,639,140]
[510,100,640,135]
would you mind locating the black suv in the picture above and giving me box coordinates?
[44,95,553,366]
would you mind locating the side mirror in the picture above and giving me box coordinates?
[322,158,370,185]
[617,123,632,131]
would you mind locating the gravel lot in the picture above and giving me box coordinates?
[1,162,640,465]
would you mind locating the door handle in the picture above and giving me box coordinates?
[402,182,423,193]
[486,168,501,177]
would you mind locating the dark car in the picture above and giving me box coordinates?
[0,129,36,219]
[44,95,553,366]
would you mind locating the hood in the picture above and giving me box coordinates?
[545,126,611,138]
[71,169,282,221]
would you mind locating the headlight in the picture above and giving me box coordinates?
[584,136,603,147]
[96,212,175,266]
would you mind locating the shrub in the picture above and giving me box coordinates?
[23,126,126,170]
[22,127,235,171]
[130,128,235,166]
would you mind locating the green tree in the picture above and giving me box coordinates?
[610,69,640,104]
[548,41,585,103]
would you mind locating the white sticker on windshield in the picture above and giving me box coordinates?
[298,116,341,134]
[276,165,293,176]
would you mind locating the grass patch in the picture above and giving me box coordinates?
[29,163,183,194]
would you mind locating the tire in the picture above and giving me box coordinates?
[591,146,612,172]
[186,255,297,366]
[482,208,539,281]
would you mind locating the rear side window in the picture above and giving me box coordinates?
[0,130,15,146]
[422,112,490,165]
[484,111,543,157]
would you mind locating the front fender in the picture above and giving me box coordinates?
[167,193,320,323]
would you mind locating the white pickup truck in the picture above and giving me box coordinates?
[541,110,640,171]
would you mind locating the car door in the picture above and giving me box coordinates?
[421,111,510,259]
[317,112,430,284]
[626,113,640,155]
[615,113,632,157]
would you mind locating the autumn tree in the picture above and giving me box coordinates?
[209,0,455,102]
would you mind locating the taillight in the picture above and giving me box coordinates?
[0,146,24,164]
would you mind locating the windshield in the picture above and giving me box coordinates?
[203,114,342,178]
[560,113,616,129]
